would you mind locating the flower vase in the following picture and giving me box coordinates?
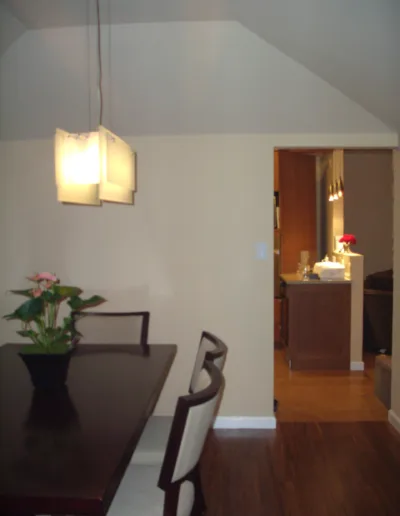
[342,243,352,253]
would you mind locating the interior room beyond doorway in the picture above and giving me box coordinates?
[273,148,393,422]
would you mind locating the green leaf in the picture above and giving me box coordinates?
[54,285,83,299]
[50,342,71,354]
[3,297,44,322]
[68,295,106,311]
[9,289,34,298]
[53,335,70,346]
[20,344,48,354]
[43,327,59,339]
[20,342,71,355]
[40,289,61,303]
[17,329,38,339]
[63,316,72,327]
[62,316,76,333]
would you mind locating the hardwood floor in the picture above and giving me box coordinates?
[202,423,400,516]
[274,349,388,422]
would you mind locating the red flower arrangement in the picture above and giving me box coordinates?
[339,234,357,245]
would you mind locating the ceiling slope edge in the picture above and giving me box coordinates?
[231,0,399,134]
[238,20,395,134]
[0,3,26,57]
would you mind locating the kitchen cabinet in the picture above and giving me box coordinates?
[280,274,351,370]
[278,151,317,273]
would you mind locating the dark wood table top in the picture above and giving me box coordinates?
[0,343,177,516]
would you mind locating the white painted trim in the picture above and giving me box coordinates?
[389,410,400,434]
[213,417,276,429]
[269,133,398,148]
[350,361,365,371]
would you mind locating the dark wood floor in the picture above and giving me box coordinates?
[202,423,400,516]
[275,349,388,421]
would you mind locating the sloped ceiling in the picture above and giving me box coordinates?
[0,2,25,56]
[232,0,400,134]
[1,22,391,140]
[0,0,399,131]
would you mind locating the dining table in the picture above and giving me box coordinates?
[0,343,177,516]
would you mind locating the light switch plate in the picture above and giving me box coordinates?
[255,242,267,260]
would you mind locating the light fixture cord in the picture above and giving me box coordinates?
[108,0,113,130]
[86,0,91,131]
[96,0,103,126]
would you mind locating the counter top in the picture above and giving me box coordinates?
[281,273,351,285]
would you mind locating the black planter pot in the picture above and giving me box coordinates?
[19,349,75,390]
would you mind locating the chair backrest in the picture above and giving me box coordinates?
[189,331,227,393]
[158,361,223,515]
[71,311,150,352]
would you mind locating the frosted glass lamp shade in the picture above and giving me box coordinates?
[55,128,101,205]
[55,127,135,205]
[99,126,135,204]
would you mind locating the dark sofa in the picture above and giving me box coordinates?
[363,269,393,354]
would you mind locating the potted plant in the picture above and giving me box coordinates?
[4,272,106,389]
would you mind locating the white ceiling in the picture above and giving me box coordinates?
[0,2,25,55]
[0,0,399,132]
[0,0,230,27]
[1,22,390,139]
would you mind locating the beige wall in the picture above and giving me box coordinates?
[344,151,393,277]
[1,135,397,420]
[0,21,397,421]
[391,150,400,424]
[0,136,273,417]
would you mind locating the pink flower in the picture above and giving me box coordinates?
[31,288,42,298]
[27,272,58,283]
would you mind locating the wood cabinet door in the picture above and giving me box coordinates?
[279,151,317,273]
[280,296,288,348]
[286,283,351,370]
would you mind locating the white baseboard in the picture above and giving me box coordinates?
[350,361,365,371]
[389,410,400,434]
[213,416,276,429]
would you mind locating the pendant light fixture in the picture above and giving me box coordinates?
[54,0,136,205]
[338,177,344,198]
[333,180,339,201]
[328,149,344,203]
[328,184,334,202]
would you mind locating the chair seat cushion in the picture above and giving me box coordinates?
[131,416,173,466]
[108,464,164,516]
[108,464,195,516]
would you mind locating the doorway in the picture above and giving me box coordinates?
[273,148,393,422]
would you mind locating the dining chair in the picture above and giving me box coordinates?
[188,331,228,393]
[108,360,223,516]
[131,330,228,466]
[71,311,150,353]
